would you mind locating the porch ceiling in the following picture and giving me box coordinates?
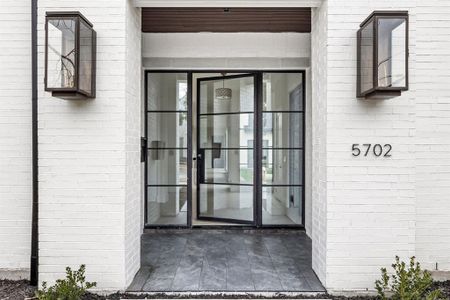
[133,0,323,8]
[141,7,311,33]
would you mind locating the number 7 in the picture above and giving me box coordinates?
[363,144,371,156]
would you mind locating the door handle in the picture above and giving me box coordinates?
[197,149,205,183]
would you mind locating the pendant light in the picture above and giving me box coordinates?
[215,73,232,100]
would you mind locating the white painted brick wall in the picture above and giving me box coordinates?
[36,0,140,290]
[415,0,450,272]
[0,0,32,276]
[124,2,142,286]
[324,0,417,291]
[311,2,328,286]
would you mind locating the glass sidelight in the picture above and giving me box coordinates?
[197,74,256,224]
[145,72,190,226]
[261,72,304,225]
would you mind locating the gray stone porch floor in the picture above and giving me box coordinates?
[128,229,325,292]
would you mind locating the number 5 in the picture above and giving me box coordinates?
[352,144,360,156]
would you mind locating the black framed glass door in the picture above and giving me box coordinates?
[196,74,257,224]
[144,70,305,228]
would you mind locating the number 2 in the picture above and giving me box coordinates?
[384,144,392,157]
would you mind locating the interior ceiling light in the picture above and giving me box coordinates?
[215,73,232,100]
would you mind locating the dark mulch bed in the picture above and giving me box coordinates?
[1,280,449,300]
[0,280,36,300]
[434,281,450,299]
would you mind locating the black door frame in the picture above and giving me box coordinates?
[196,73,258,225]
[144,70,306,229]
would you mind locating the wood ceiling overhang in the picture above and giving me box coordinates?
[142,7,311,33]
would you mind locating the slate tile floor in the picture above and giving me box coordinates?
[128,230,325,292]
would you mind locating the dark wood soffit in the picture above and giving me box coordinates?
[142,8,311,33]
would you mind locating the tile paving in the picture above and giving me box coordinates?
[128,230,325,292]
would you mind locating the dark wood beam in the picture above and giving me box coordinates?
[142,7,311,33]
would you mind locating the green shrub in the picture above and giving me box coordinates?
[36,264,96,300]
[375,256,443,300]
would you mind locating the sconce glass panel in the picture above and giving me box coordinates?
[377,18,407,88]
[360,20,374,93]
[79,19,94,94]
[46,18,76,89]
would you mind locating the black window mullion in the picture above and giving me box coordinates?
[199,111,254,116]
[147,110,188,113]
[262,110,304,113]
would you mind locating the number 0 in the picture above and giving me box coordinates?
[373,144,382,156]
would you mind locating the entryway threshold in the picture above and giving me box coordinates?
[120,291,330,299]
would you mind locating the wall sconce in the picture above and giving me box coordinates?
[45,11,96,100]
[357,11,408,99]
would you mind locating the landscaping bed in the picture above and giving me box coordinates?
[0,280,36,300]
[1,279,449,300]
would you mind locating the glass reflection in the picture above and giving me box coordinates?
[360,21,374,92]
[199,184,253,221]
[199,113,253,149]
[262,186,302,225]
[79,20,93,93]
[199,76,254,114]
[148,112,187,149]
[47,19,76,89]
[377,18,407,88]
[263,73,303,111]
[147,149,187,185]
[202,149,253,185]
[263,112,303,149]
[147,186,187,225]
[147,73,188,111]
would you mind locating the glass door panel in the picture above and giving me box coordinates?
[146,72,189,226]
[197,74,256,224]
[261,72,304,226]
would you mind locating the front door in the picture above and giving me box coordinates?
[196,74,256,224]
[144,71,305,228]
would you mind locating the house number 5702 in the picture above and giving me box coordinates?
[352,144,392,157]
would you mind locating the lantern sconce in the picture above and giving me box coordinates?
[357,11,409,99]
[45,11,96,100]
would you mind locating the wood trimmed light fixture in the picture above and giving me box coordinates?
[45,11,96,100]
[357,11,409,99]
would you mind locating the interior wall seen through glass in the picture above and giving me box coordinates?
[146,73,188,226]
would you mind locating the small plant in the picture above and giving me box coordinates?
[36,264,96,300]
[375,256,443,300]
